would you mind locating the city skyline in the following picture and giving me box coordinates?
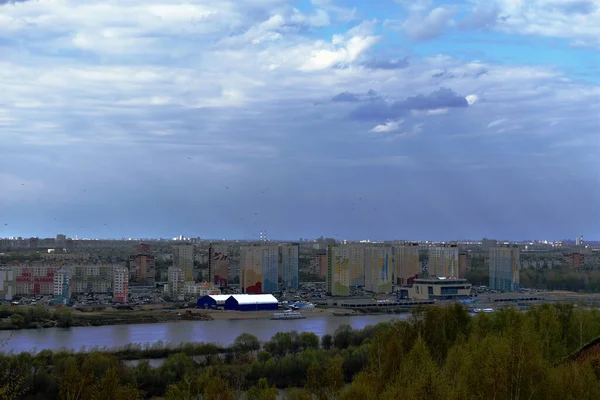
[1,0,598,241]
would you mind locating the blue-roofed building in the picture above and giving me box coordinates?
[224,294,278,311]
[197,294,231,309]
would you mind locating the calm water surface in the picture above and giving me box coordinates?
[1,314,407,354]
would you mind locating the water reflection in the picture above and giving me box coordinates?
[2,314,407,354]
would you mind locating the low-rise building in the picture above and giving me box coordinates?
[183,282,221,297]
[400,277,472,301]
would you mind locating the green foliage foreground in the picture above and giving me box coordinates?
[2,303,600,399]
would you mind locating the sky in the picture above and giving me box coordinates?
[0,0,599,242]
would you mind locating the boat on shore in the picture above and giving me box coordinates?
[270,310,306,320]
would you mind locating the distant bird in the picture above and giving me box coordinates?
[226,186,229,189]
[21,183,24,186]
[254,213,258,215]
[188,157,191,160]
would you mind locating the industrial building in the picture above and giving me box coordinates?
[197,294,231,309]
[224,294,278,311]
[399,277,472,301]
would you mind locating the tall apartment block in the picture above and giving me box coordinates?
[327,245,351,296]
[209,243,229,287]
[281,243,299,290]
[394,243,420,285]
[53,268,71,300]
[167,266,185,300]
[0,267,14,300]
[309,252,327,279]
[113,266,129,303]
[489,245,520,292]
[428,244,459,278]
[240,245,279,294]
[348,245,365,287]
[172,244,195,282]
[458,253,472,277]
[364,246,393,293]
[129,253,156,284]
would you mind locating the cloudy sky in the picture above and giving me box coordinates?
[0,0,598,242]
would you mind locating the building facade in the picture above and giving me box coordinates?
[364,246,393,293]
[13,262,61,295]
[240,245,279,294]
[403,278,472,300]
[281,243,299,290]
[53,268,71,299]
[209,243,229,287]
[71,263,116,294]
[348,245,366,287]
[458,253,472,278]
[0,267,14,300]
[113,267,129,303]
[327,245,351,296]
[394,243,420,285]
[172,244,195,282]
[489,245,520,292]
[129,254,156,284]
[428,245,459,278]
[166,266,185,300]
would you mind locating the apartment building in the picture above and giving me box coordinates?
[129,254,156,284]
[364,246,393,293]
[0,267,14,300]
[428,244,459,278]
[394,243,420,285]
[489,245,520,292]
[71,263,117,294]
[172,244,195,282]
[327,245,351,296]
[240,245,279,294]
[166,266,185,300]
[113,267,129,303]
[13,262,61,295]
[53,268,71,299]
[280,243,299,290]
[209,243,229,287]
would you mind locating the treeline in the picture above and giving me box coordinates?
[3,303,600,399]
[521,268,600,292]
[0,306,73,330]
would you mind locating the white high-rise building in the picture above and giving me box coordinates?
[53,268,71,298]
[113,266,129,303]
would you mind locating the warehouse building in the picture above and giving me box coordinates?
[197,294,231,309]
[224,294,278,311]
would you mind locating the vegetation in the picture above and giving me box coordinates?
[2,303,600,399]
[0,305,74,330]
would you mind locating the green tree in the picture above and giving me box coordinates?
[233,333,261,354]
[246,378,278,400]
[306,357,344,400]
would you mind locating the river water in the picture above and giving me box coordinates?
[0,314,407,354]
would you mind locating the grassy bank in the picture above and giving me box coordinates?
[0,305,212,330]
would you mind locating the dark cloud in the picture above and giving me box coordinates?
[331,89,381,103]
[350,87,468,121]
[331,92,361,102]
[432,70,455,79]
[362,58,409,70]
[548,1,596,15]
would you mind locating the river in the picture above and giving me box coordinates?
[0,314,407,354]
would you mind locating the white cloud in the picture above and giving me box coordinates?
[400,6,456,41]
[370,119,404,133]
[487,118,508,128]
